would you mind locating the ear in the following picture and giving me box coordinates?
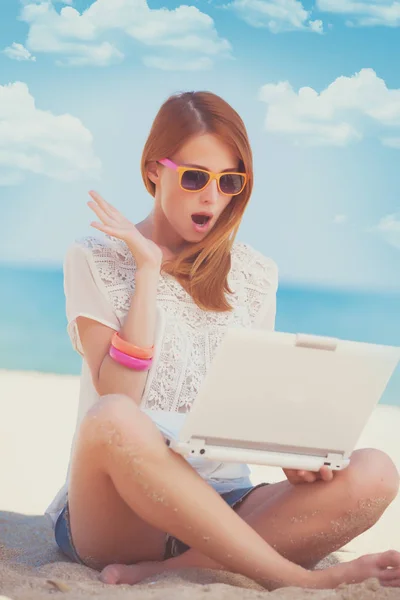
[147,161,160,185]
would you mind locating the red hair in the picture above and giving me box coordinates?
[141,91,253,312]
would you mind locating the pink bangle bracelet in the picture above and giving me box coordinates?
[109,345,153,371]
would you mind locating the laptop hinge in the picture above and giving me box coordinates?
[295,334,337,351]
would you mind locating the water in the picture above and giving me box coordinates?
[0,265,399,405]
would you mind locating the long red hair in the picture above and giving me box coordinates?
[141,91,253,312]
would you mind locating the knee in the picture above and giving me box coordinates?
[79,394,167,460]
[85,393,137,426]
[339,448,399,514]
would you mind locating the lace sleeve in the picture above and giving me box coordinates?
[64,238,122,356]
[237,243,279,331]
[257,289,277,330]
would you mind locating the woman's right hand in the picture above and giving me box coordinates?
[87,191,164,271]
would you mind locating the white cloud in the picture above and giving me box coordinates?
[3,42,36,62]
[258,68,400,147]
[333,214,348,224]
[19,0,231,69]
[228,0,323,33]
[368,213,400,249]
[382,137,400,148]
[317,0,400,27]
[0,81,101,186]
[58,42,124,67]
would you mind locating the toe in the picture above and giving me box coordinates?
[99,564,123,584]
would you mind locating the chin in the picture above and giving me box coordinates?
[185,229,211,243]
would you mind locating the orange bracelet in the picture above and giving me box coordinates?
[111,331,154,360]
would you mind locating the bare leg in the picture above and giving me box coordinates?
[99,447,400,587]
[68,394,316,589]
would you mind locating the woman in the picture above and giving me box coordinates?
[46,91,400,590]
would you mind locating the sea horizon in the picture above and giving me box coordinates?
[1,264,399,406]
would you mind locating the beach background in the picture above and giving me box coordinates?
[1,264,399,405]
[1,0,400,597]
[1,262,399,600]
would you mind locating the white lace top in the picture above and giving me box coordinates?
[45,235,279,526]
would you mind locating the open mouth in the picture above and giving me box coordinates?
[191,214,211,227]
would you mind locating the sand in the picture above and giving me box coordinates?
[0,369,399,599]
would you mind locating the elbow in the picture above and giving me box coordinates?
[95,368,124,397]
[93,376,107,397]
[94,358,118,397]
[95,377,138,403]
[95,361,143,405]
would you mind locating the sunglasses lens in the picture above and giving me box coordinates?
[220,174,245,195]
[181,169,210,191]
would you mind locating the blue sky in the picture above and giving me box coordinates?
[1,0,400,292]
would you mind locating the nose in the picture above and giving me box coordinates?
[201,178,219,204]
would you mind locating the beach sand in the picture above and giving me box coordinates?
[0,369,399,599]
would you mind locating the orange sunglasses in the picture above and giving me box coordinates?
[158,158,247,196]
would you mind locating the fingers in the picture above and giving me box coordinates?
[380,569,400,584]
[90,222,118,236]
[319,466,334,482]
[284,470,317,484]
[378,558,400,587]
[296,467,333,484]
[284,469,302,484]
[88,190,118,217]
[285,467,334,485]
[376,550,400,587]
[376,550,400,570]
[88,200,114,226]
[298,470,318,483]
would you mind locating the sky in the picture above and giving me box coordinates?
[1,0,400,292]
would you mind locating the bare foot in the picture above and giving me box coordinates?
[100,550,212,585]
[100,561,167,585]
[315,550,400,589]
[101,549,400,589]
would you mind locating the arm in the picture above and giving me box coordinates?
[75,190,164,404]
[78,266,159,404]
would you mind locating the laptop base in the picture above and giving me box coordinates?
[168,438,350,472]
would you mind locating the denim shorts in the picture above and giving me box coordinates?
[54,482,269,566]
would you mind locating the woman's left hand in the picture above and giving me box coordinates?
[283,466,334,485]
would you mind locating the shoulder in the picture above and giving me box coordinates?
[65,234,137,277]
[65,235,136,270]
[231,241,279,291]
[64,235,137,314]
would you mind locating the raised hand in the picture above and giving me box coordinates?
[87,190,165,270]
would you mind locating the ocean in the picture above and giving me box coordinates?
[1,265,399,406]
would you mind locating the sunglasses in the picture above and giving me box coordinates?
[157,158,247,196]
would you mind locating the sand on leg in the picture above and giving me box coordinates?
[68,393,318,589]
[100,448,400,586]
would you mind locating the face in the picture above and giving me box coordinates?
[148,133,242,247]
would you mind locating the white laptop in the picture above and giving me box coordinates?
[143,329,400,472]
